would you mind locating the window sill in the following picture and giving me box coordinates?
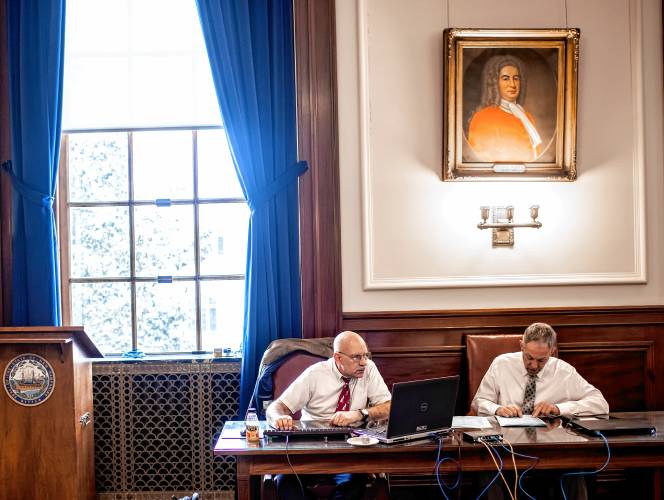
[92,353,241,364]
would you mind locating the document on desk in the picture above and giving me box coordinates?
[452,416,492,429]
[496,416,546,427]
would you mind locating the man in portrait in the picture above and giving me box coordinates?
[467,55,542,162]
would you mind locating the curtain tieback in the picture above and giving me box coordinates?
[2,160,54,208]
[248,160,308,211]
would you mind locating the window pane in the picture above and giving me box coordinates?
[136,281,196,352]
[133,130,193,200]
[71,282,132,354]
[68,133,128,202]
[63,0,220,129]
[200,280,245,352]
[130,56,198,127]
[64,57,132,130]
[197,129,244,199]
[199,203,249,275]
[70,207,130,278]
[134,205,194,277]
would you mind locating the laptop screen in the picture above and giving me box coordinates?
[385,375,460,439]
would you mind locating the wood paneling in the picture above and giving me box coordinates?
[340,306,664,413]
[294,0,342,339]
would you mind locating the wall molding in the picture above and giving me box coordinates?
[357,0,648,289]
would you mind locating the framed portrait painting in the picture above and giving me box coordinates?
[443,28,580,181]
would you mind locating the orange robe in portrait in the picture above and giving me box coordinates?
[468,106,540,162]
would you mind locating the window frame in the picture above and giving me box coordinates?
[57,125,247,355]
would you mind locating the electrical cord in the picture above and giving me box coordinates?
[476,439,514,500]
[559,431,611,500]
[284,434,306,497]
[499,443,540,500]
[483,440,516,500]
[432,434,461,499]
[502,438,518,500]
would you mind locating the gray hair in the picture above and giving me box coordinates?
[522,322,557,350]
[479,54,527,108]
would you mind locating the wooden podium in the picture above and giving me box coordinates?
[0,326,102,500]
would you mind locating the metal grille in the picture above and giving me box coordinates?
[93,361,239,499]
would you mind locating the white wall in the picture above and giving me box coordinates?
[337,0,664,311]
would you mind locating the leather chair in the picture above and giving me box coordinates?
[465,333,558,414]
[272,351,327,419]
[261,347,389,500]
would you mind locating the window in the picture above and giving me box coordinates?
[60,0,248,355]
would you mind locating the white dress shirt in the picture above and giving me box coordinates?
[472,352,609,417]
[278,357,391,421]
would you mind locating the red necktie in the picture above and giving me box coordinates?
[336,377,351,412]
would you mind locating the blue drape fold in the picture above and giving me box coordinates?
[196,0,306,415]
[5,0,65,325]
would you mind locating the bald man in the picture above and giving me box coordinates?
[267,330,391,429]
[266,331,391,499]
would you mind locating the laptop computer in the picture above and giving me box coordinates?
[570,415,656,436]
[353,375,460,444]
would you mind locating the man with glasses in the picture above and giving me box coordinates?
[267,330,391,430]
[472,322,608,418]
[266,331,391,499]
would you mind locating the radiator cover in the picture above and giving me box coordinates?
[92,360,240,499]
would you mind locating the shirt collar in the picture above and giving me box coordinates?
[520,356,553,380]
[499,98,523,114]
[329,357,347,381]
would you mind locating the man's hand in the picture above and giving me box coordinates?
[532,402,560,417]
[265,400,294,430]
[330,410,363,427]
[495,405,523,417]
[271,415,293,430]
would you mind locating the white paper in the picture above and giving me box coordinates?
[452,416,492,429]
[496,415,546,427]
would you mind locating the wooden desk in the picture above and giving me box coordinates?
[214,412,664,500]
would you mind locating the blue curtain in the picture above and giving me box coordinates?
[4,0,65,325]
[196,0,306,415]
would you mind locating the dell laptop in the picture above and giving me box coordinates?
[353,375,460,444]
[570,415,656,436]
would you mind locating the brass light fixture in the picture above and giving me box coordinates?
[478,205,542,246]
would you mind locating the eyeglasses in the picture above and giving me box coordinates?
[337,351,372,363]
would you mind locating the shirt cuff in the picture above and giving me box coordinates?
[555,402,574,416]
[478,401,500,416]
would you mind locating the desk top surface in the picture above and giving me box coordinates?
[214,411,664,456]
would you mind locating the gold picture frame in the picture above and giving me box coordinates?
[443,28,580,181]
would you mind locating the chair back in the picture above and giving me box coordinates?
[466,335,522,410]
[465,333,559,411]
[273,351,327,419]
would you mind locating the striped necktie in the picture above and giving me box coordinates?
[522,374,537,414]
[336,377,351,412]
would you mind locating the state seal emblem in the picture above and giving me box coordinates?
[3,354,56,406]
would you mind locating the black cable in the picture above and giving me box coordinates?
[284,434,306,497]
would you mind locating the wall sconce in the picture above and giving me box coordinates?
[478,205,542,247]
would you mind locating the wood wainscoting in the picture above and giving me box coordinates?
[341,306,664,413]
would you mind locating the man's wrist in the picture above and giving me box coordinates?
[359,408,370,422]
